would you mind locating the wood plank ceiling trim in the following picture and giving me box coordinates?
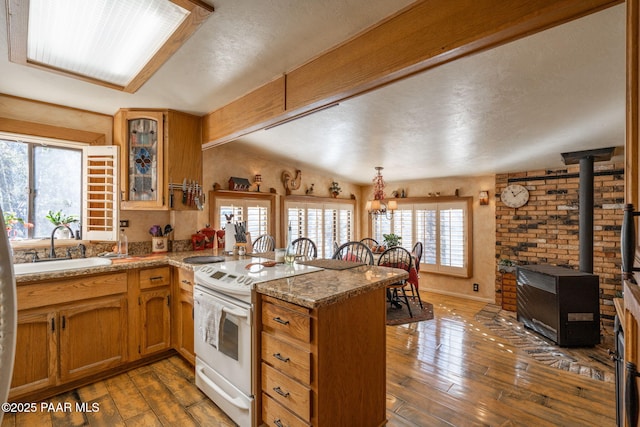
[5,0,214,94]
[202,0,622,147]
[0,117,105,145]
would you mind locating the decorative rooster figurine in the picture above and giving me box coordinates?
[282,169,302,195]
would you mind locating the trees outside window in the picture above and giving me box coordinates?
[0,138,81,239]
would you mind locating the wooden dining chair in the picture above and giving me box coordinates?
[290,237,317,259]
[411,241,423,274]
[359,237,378,250]
[377,246,413,317]
[332,241,374,265]
[406,241,424,308]
[252,234,275,253]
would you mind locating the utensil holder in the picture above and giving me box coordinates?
[152,237,168,253]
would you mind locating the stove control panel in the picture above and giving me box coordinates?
[196,265,255,288]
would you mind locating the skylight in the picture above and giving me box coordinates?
[6,0,214,92]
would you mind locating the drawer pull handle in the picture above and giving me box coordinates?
[273,353,290,363]
[150,276,164,281]
[273,387,290,398]
[273,419,285,427]
[181,279,192,285]
[273,317,289,325]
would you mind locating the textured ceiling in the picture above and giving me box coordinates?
[0,1,626,184]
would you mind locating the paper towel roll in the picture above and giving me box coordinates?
[225,229,236,253]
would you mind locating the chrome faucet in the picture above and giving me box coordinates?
[49,225,74,258]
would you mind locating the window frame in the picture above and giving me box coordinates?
[282,195,356,259]
[370,196,472,278]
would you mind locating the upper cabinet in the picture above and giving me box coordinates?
[114,109,202,210]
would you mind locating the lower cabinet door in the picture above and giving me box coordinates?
[10,309,57,398]
[140,287,171,355]
[59,296,128,382]
[177,289,195,365]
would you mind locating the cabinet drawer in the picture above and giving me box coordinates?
[262,393,310,427]
[262,332,311,384]
[17,272,127,310]
[139,266,171,289]
[262,302,310,343]
[177,268,194,292]
[262,363,311,422]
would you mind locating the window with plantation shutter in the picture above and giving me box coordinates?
[372,210,414,251]
[284,199,354,258]
[83,145,119,241]
[0,132,119,242]
[440,205,465,269]
[372,198,471,277]
[216,198,271,241]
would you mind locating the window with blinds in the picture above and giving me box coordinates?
[285,200,354,258]
[372,199,471,277]
[218,199,271,240]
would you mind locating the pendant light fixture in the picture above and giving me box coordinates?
[367,167,396,220]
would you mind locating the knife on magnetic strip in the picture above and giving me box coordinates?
[182,178,187,204]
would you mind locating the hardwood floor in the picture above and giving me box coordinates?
[1,291,616,426]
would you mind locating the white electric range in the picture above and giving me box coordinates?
[194,258,322,302]
[193,258,322,427]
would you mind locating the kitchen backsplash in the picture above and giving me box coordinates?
[11,239,194,264]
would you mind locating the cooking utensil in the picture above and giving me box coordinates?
[164,224,173,236]
[195,183,203,210]
[149,225,162,237]
[169,179,174,208]
[182,178,187,204]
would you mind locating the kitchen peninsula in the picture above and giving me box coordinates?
[256,265,404,426]
[11,253,407,426]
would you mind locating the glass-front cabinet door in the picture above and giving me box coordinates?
[115,110,165,210]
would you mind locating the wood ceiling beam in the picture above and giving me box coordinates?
[202,0,622,147]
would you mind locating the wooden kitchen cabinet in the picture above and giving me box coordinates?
[10,309,57,397]
[259,288,386,426]
[59,296,128,383]
[114,108,202,211]
[10,272,128,400]
[138,266,171,356]
[173,267,195,365]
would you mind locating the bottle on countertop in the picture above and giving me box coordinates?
[118,228,128,258]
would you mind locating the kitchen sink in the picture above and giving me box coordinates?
[13,257,113,275]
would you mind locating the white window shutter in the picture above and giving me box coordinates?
[82,145,119,241]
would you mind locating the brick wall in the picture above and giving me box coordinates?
[495,162,624,331]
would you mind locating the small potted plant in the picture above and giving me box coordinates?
[329,181,342,198]
[3,211,32,240]
[46,209,78,239]
[382,233,402,248]
[498,258,517,273]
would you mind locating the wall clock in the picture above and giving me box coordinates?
[500,184,529,208]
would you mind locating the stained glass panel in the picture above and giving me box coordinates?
[127,118,158,201]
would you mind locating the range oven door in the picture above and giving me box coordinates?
[194,285,253,396]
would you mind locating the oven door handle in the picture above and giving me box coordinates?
[223,306,249,319]
[197,367,250,411]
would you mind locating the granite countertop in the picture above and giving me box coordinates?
[14,252,408,310]
[256,265,408,309]
[13,250,233,284]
